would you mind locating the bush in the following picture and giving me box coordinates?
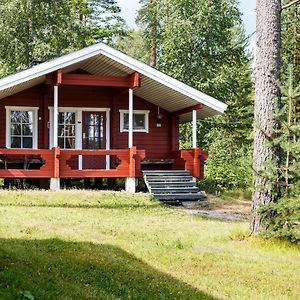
[202,137,252,192]
[259,198,300,244]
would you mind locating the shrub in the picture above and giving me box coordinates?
[259,198,300,244]
[202,139,252,192]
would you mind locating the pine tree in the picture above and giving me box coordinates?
[137,0,160,67]
[252,0,282,233]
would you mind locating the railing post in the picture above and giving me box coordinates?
[193,148,200,178]
[126,146,136,193]
[50,146,60,191]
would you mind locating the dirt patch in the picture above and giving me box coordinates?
[182,196,251,221]
[208,198,251,215]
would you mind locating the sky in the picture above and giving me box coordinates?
[117,0,256,46]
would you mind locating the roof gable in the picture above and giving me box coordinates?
[0,43,227,121]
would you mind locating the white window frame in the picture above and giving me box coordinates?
[5,106,39,149]
[119,109,149,133]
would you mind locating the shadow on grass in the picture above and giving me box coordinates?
[0,239,217,300]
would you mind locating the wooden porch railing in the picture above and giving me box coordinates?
[0,148,57,178]
[59,147,145,178]
[0,147,146,179]
[173,148,208,179]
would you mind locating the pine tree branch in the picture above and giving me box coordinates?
[282,0,300,10]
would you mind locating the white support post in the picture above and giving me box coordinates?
[126,89,135,192]
[125,177,136,193]
[128,89,133,148]
[53,85,59,148]
[51,85,60,190]
[50,178,60,191]
[192,109,197,148]
[106,110,110,170]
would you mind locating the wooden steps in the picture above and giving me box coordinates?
[143,170,204,202]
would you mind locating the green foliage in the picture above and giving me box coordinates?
[277,66,300,196]
[200,129,252,191]
[114,29,149,63]
[19,290,35,300]
[0,0,126,77]
[281,0,300,83]
[264,66,300,198]
[258,67,300,243]
[259,198,300,244]
[138,0,253,190]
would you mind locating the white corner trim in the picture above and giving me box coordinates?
[119,109,150,133]
[5,106,39,149]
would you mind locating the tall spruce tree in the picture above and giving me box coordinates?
[280,1,300,197]
[281,1,300,83]
[0,0,125,77]
[137,0,160,67]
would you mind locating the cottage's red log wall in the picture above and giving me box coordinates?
[0,84,179,160]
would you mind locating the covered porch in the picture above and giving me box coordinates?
[0,146,207,192]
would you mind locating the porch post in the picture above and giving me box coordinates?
[50,85,60,190]
[128,88,133,148]
[105,109,111,170]
[126,88,136,193]
[192,109,197,148]
[53,85,58,147]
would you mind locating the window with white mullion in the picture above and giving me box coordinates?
[10,111,34,148]
[58,112,76,149]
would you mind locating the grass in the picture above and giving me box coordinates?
[0,190,299,299]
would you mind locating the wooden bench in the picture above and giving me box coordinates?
[141,159,175,167]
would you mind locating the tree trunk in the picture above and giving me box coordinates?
[252,0,282,232]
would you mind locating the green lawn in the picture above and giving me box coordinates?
[0,190,299,300]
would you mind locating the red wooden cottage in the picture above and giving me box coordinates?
[0,43,227,198]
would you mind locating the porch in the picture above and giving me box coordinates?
[0,147,208,192]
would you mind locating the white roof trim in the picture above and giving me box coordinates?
[99,44,227,113]
[0,44,102,90]
[0,43,227,114]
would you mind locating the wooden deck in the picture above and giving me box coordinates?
[0,147,207,179]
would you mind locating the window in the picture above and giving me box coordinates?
[58,112,76,149]
[120,110,149,133]
[83,112,105,149]
[6,107,38,149]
